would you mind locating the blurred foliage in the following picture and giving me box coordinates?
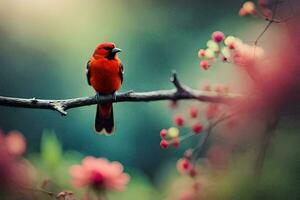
[41,129,62,170]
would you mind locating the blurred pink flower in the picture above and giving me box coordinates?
[0,130,33,197]
[70,156,130,192]
[5,130,26,157]
[179,189,198,200]
[232,42,264,69]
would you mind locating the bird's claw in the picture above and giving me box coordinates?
[111,92,117,101]
[96,92,118,102]
[123,90,134,95]
[95,93,101,102]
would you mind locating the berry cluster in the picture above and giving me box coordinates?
[160,81,235,181]
[160,106,203,149]
[198,31,245,70]
[198,31,265,70]
[159,127,180,149]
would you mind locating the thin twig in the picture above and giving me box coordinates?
[254,0,280,45]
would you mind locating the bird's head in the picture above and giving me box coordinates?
[93,42,121,59]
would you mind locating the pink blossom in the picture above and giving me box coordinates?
[179,189,198,200]
[5,130,26,157]
[232,42,264,68]
[241,1,256,15]
[0,131,32,196]
[70,157,130,192]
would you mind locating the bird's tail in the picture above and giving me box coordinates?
[95,103,114,134]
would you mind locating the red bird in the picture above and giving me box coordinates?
[86,42,123,134]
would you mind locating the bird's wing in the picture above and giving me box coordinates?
[86,60,91,85]
[119,63,124,83]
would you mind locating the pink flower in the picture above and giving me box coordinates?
[232,42,264,68]
[70,157,130,192]
[0,131,33,196]
[5,130,26,157]
[240,1,256,16]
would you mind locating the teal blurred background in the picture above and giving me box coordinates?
[0,0,264,178]
[1,1,300,199]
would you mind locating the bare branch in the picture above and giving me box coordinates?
[170,70,187,92]
[254,0,281,45]
[0,72,243,115]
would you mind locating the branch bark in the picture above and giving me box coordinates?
[0,72,243,116]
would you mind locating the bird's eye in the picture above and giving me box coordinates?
[103,47,111,50]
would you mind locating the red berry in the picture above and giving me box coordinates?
[198,49,205,58]
[192,123,203,134]
[174,115,184,127]
[212,31,225,43]
[160,129,168,138]
[228,43,235,50]
[172,137,180,148]
[189,107,198,118]
[182,158,190,170]
[200,60,210,70]
[177,158,191,174]
[160,139,169,149]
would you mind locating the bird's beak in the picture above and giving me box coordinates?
[111,47,122,53]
